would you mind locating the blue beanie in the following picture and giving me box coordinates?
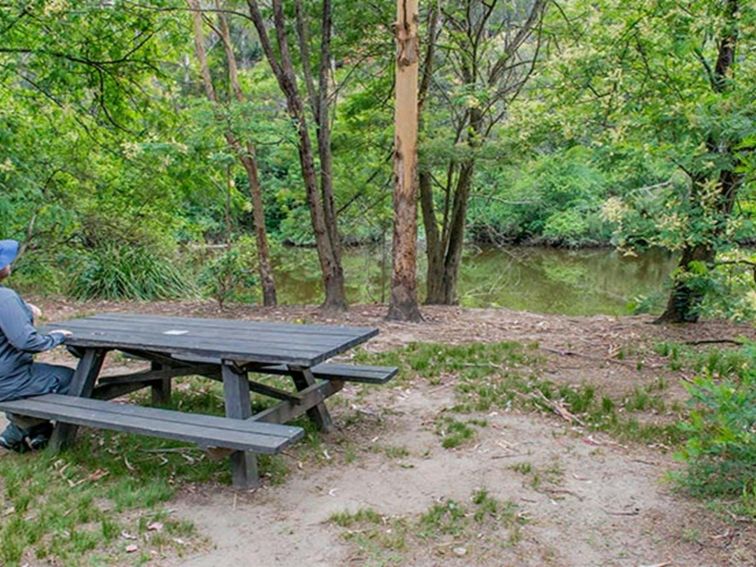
[0,240,19,270]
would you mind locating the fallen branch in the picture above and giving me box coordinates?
[541,346,657,369]
[460,362,507,371]
[541,487,585,501]
[683,339,744,346]
[528,390,585,426]
[603,507,640,516]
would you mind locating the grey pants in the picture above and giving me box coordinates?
[3,363,74,434]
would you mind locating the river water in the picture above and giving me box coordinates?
[274,246,676,316]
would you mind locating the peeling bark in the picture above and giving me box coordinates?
[387,0,422,321]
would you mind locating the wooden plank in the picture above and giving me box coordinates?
[50,317,376,349]
[46,329,358,367]
[262,363,398,384]
[150,362,171,405]
[222,363,259,489]
[252,380,343,425]
[75,313,376,337]
[92,381,150,401]
[0,397,300,453]
[45,315,379,367]
[50,348,108,451]
[118,350,233,376]
[98,364,220,386]
[290,368,333,431]
[53,326,339,355]
[33,393,302,438]
[245,380,301,403]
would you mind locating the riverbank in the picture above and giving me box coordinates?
[2,301,754,566]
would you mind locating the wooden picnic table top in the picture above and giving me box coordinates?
[46,313,378,368]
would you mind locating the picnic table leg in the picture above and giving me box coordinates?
[50,348,108,451]
[150,362,172,405]
[290,367,333,432]
[221,363,260,490]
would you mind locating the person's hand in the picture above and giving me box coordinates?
[27,303,42,319]
[51,329,73,338]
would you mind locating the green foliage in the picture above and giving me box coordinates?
[70,244,194,301]
[676,343,756,508]
[197,236,260,308]
[0,0,752,320]
[468,144,612,246]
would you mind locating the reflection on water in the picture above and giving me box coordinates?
[274,246,676,316]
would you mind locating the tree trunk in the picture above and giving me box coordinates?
[247,0,347,311]
[656,0,741,323]
[417,4,441,305]
[424,107,481,305]
[420,169,445,303]
[387,0,422,321]
[237,151,277,306]
[656,243,715,323]
[656,168,742,323]
[189,0,277,306]
[215,4,277,306]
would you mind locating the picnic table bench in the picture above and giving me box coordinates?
[0,313,396,488]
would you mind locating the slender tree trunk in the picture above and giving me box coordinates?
[247,0,347,311]
[215,4,276,306]
[188,0,277,306]
[387,0,422,321]
[657,0,741,323]
[420,169,445,302]
[417,4,442,305]
[424,108,481,305]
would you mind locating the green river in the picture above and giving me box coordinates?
[274,246,676,316]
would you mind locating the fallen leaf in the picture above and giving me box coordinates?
[125,544,138,553]
[121,531,137,540]
[147,522,164,532]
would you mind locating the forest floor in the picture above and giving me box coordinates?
[2,300,755,566]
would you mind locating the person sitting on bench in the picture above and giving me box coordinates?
[0,240,73,452]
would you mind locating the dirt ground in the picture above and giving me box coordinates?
[12,300,756,566]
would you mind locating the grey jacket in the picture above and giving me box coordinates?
[0,286,65,388]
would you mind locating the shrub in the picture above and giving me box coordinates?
[676,343,755,507]
[70,244,194,301]
[198,235,259,308]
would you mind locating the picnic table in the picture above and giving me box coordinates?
[0,313,396,488]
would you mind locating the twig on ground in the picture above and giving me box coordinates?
[541,346,659,369]
[541,487,585,501]
[603,507,640,516]
[683,339,744,346]
[631,458,660,466]
[460,362,508,371]
[527,390,586,426]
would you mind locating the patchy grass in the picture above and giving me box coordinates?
[653,341,752,379]
[434,415,487,449]
[0,431,213,566]
[360,341,687,446]
[0,375,303,566]
[329,488,526,565]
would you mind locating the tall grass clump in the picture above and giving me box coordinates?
[70,243,196,300]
